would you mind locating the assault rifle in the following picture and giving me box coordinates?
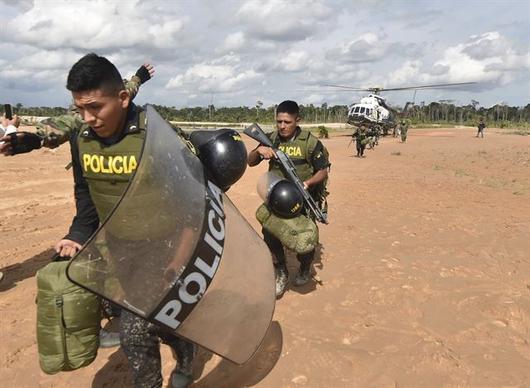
[244,123,328,224]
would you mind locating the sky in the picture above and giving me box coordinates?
[0,0,529,110]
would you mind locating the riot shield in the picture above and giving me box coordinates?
[67,105,275,364]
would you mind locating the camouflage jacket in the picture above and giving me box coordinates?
[36,76,142,149]
[353,127,367,140]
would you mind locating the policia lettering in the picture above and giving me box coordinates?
[152,181,225,330]
[82,154,138,174]
[278,145,302,157]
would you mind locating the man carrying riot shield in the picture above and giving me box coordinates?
[63,54,275,387]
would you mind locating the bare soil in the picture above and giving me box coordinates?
[1,126,529,387]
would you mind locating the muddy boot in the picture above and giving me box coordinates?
[275,264,289,299]
[170,340,195,388]
[293,263,311,287]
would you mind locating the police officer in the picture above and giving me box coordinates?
[399,119,409,142]
[55,53,193,388]
[352,125,367,157]
[0,64,154,155]
[477,118,486,138]
[248,100,329,298]
[0,63,155,349]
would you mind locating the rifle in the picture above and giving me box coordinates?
[244,123,328,224]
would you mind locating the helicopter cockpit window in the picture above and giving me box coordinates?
[354,107,360,113]
[360,107,366,114]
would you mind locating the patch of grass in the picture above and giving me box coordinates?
[432,164,442,170]
[454,168,471,177]
[391,151,401,156]
[504,129,530,136]
[483,178,504,188]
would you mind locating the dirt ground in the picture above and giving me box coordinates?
[1,125,529,387]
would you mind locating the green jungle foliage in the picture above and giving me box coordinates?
[3,101,530,128]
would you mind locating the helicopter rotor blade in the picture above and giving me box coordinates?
[367,82,477,92]
[322,82,476,92]
[322,84,370,91]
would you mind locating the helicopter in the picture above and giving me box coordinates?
[325,82,476,135]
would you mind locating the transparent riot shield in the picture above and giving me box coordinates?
[67,105,275,364]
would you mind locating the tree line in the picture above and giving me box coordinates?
[5,100,530,127]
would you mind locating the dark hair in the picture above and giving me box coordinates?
[67,53,124,94]
[277,100,299,117]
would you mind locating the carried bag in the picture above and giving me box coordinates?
[36,256,101,374]
[256,203,318,254]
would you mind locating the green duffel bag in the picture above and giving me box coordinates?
[256,203,318,254]
[36,258,101,374]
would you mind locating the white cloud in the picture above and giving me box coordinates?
[5,0,187,51]
[278,51,311,72]
[384,32,530,91]
[221,32,246,52]
[166,56,262,93]
[429,31,529,85]
[388,60,422,85]
[236,0,333,41]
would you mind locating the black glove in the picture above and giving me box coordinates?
[8,132,42,155]
[135,65,151,84]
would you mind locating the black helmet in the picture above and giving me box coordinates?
[189,128,247,191]
[268,180,303,218]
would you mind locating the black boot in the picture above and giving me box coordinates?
[293,262,311,286]
[170,340,195,388]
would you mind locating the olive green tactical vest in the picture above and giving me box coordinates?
[77,114,145,223]
[268,129,318,182]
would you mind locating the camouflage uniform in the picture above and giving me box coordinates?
[120,310,194,388]
[399,121,409,142]
[36,76,142,149]
[476,120,486,138]
[67,104,194,388]
[353,126,367,157]
[256,127,329,295]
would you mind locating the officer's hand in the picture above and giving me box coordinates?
[256,146,276,160]
[55,239,82,258]
[135,63,155,84]
[145,63,155,78]
[0,132,42,155]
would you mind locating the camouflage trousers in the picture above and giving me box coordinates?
[120,310,195,388]
[356,139,366,156]
[263,229,315,272]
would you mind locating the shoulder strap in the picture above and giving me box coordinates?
[304,131,319,163]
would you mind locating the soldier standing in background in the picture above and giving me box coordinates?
[399,119,409,143]
[477,118,486,138]
[352,125,367,157]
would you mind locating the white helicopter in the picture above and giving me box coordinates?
[325,82,476,134]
